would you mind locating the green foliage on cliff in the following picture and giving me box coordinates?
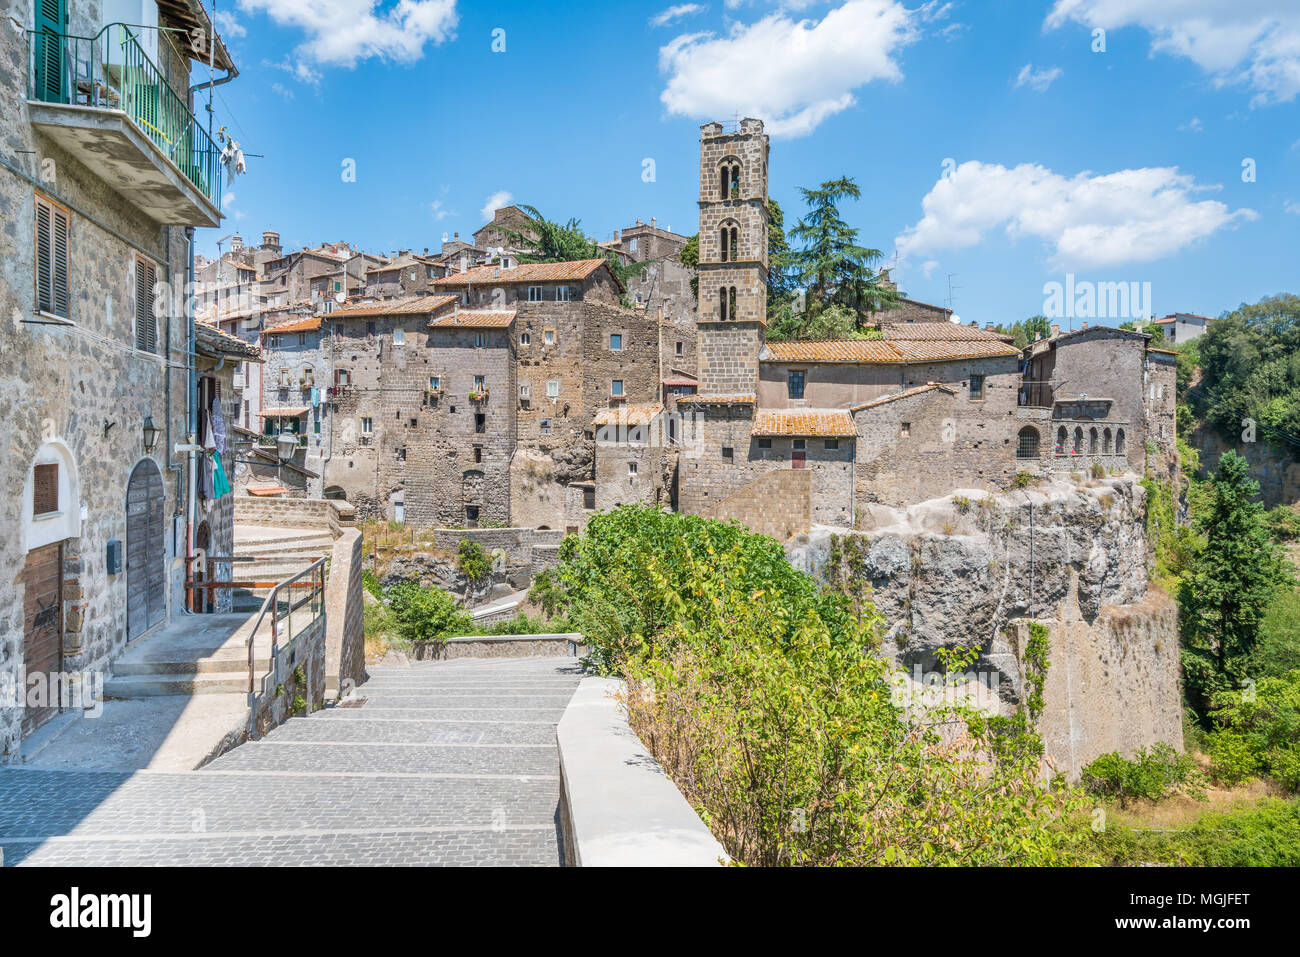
[456,539,492,583]
[1205,670,1300,792]
[1187,294,1300,452]
[1180,452,1292,723]
[384,581,472,645]
[1082,798,1300,866]
[1081,743,1206,807]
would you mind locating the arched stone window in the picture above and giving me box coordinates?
[1073,427,1083,454]
[1056,426,1067,455]
[729,286,737,320]
[1103,428,1112,453]
[1116,429,1126,453]
[1016,426,1040,459]
[718,286,728,320]
[1089,427,1098,454]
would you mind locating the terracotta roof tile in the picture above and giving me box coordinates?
[196,321,262,359]
[764,339,901,362]
[330,295,460,319]
[427,310,517,329]
[432,258,612,286]
[882,322,1015,344]
[764,331,1019,364]
[677,393,755,404]
[753,409,856,438]
[258,407,310,417]
[262,316,321,336]
[593,404,663,427]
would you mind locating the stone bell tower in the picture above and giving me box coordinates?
[696,118,769,395]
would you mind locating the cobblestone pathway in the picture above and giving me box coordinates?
[0,657,582,866]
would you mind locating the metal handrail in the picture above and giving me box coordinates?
[26,22,223,210]
[244,557,327,706]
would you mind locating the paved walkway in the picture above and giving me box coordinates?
[0,657,582,866]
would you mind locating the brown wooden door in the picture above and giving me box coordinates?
[22,543,62,735]
[126,459,166,640]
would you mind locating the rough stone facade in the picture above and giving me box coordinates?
[0,0,243,760]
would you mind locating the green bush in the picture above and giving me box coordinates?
[1265,505,1300,543]
[361,569,384,600]
[1081,743,1205,807]
[384,581,472,645]
[1206,670,1300,791]
[457,539,493,582]
[544,504,866,674]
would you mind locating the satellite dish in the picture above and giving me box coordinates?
[335,292,346,304]
[949,313,962,325]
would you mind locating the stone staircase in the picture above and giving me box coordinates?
[103,613,278,698]
[228,524,334,613]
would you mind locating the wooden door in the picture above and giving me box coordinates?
[22,544,63,735]
[791,450,806,470]
[126,459,166,640]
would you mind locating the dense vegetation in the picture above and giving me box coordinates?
[538,505,1085,866]
[1185,294,1300,449]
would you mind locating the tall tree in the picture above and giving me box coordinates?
[766,198,797,311]
[502,205,639,285]
[1180,451,1292,723]
[789,177,897,320]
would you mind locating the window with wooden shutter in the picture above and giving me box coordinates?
[135,256,158,353]
[33,463,59,515]
[35,195,70,319]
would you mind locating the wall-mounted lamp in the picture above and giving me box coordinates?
[142,416,160,452]
[276,431,297,463]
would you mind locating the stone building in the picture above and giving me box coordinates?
[0,0,244,758]
[473,205,539,255]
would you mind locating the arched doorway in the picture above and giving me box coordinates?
[126,459,166,640]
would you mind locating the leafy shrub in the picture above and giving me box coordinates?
[1009,471,1035,489]
[545,504,866,674]
[1081,743,1205,807]
[1083,798,1300,866]
[384,581,472,645]
[361,569,384,600]
[622,563,1086,866]
[457,539,493,582]
[1206,670,1300,791]
[1265,505,1300,543]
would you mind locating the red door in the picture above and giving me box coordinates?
[792,451,806,469]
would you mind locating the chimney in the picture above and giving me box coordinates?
[1082,321,1088,330]
[1051,323,1060,337]
[453,232,459,240]
[613,229,620,241]
[651,217,657,230]
[423,247,429,256]
[985,322,994,331]
[969,320,977,327]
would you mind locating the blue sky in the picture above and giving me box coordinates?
[199,0,1299,327]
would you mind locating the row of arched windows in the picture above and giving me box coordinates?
[1015,425,1126,459]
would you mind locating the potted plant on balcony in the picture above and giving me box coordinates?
[468,388,489,402]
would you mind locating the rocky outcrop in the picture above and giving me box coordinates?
[790,476,1148,693]
[787,474,1183,776]
[1193,425,1300,508]
[380,549,533,606]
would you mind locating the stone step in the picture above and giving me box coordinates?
[104,672,252,697]
[111,654,271,677]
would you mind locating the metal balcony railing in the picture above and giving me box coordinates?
[27,23,223,210]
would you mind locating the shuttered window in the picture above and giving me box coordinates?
[33,463,59,515]
[135,256,158,353]
[35,195,70,319]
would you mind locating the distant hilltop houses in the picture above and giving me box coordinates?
[196,121,1185,542]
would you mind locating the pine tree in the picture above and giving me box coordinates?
[788,177,896,321]
[1180,451,1292,722]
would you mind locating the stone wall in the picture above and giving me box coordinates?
[325,527,366,698]
[251,612,327,737]
[234,496,351,532]
[1193,426,1300,508]
[701,467,813,541]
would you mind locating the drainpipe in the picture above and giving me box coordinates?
[186,227,199,612]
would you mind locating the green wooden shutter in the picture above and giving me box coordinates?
[34,0,66,103]
[35,199,52,314]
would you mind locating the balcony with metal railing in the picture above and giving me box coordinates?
[27,23,224,226]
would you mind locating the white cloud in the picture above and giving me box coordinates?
[895,161,1257,270]
[480,191,513,222]
[265,56,323,86]
[651,4,706,27]
[1015,63,1063,91]
[1180,116,1204,132]
[430,199,452,221]
[238,0,458,68]
[658,0,918,138]
[215,10,246,38]
[1046,1,1300,106]
[1285,199,1300,215]
[271,82,294,101]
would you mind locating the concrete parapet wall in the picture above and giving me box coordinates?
[557,677,728,866]
[234,496,353,533]
[408,633,586,661]
[325,528,367,697]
